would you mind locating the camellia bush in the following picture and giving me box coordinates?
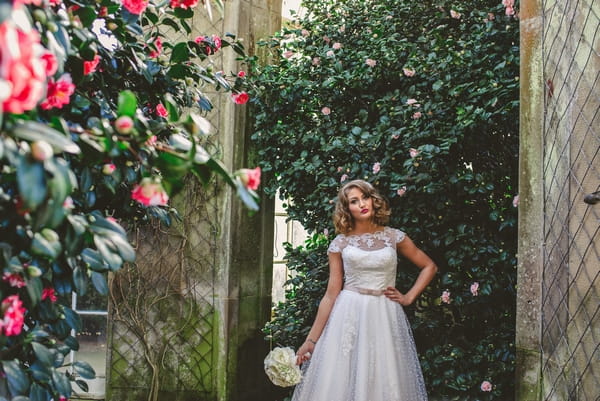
[249,0,519,399]
[0,0,257,399]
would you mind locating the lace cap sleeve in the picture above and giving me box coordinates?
[388,227,406,244]
[327,234,346,254]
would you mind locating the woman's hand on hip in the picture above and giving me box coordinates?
[384,286,414,306]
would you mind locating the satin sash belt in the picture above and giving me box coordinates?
[344,286,384,296]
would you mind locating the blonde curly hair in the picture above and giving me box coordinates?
[333,180,391,234]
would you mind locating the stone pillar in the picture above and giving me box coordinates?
[515,0,544,399]
[209,1,283,400]
[215,2,282,399]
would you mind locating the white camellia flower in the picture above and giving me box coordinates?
[264,346,302,387]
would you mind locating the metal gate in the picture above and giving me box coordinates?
[540,0,599,400]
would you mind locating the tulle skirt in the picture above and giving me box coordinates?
[291,289,428,401]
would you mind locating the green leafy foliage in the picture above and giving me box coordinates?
[0,0,256,399]
[251,0,519,399]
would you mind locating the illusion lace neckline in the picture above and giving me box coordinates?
[344,228,386,238]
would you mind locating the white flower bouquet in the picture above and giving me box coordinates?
[264,346,302,387]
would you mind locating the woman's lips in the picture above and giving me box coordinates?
[361,209,369,214]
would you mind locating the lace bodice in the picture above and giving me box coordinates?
[327,227,406,291]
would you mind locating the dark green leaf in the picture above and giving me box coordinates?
[3,360,30,395]
[117,90,137,117]
[170,42,190,63]
[26,277,43,307]
[90,271,108,295]
[64,335,79,351]
[17,156,47,210]
[72,266,88,296]
[12,121,80,154]
[51,369,71,397]
[73,361,96,379]
[31,342,54,367]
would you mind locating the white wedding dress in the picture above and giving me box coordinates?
[291,227,428,401]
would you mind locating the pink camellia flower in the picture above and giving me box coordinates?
[231,92,249,105]
[397,186,407,197]
[502,0,516,15]
[470,282,479,296]
[102,163,116,175]
[2,273,26,288]
[238,167,261,190]
[326,50,334,57]
[441,290,451,304]
[83,54,100,75]
[1,295,26,336]
[301,29,309,37]
[406,98,418,105]
[156,103,169,117]
[193,35,217,55]
[282,50,294,59]
[0,22,47,114]
[450,9,461,19]
[412,111,422,119]
[312,57,321,66]
[145,135,157,147]
[372,162,381,174]
[332,42,342,50]
[40,73,75,110]
[340,174,348,182]
[409,148,420,158]
[513,194,519,207]
[131,178,169,206]
[237,71,246,78]
[481,380,493,392]
[403,67,415,77]
[321,106,331,115]
[170,0,199,9]
[41,287,58,303]
[122,0,148,14]
[365,58,377,67]
[13,0,42,6]
[31,140,53,161]
[148,37,163,58]
[323,35,330,43]
[337,167,343,172]
[63,196,74,210]
[115,115,134,134]
[40,52,58,76]
[212,35,222,51]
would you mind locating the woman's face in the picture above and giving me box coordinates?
[347,187,374,222]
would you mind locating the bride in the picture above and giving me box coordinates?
[291,179,437,401]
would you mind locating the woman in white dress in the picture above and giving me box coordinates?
[292,179,438,401]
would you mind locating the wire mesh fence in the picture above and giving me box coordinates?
[540,1,599,400]
[108,178,224,400]
[104,6,232,399]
